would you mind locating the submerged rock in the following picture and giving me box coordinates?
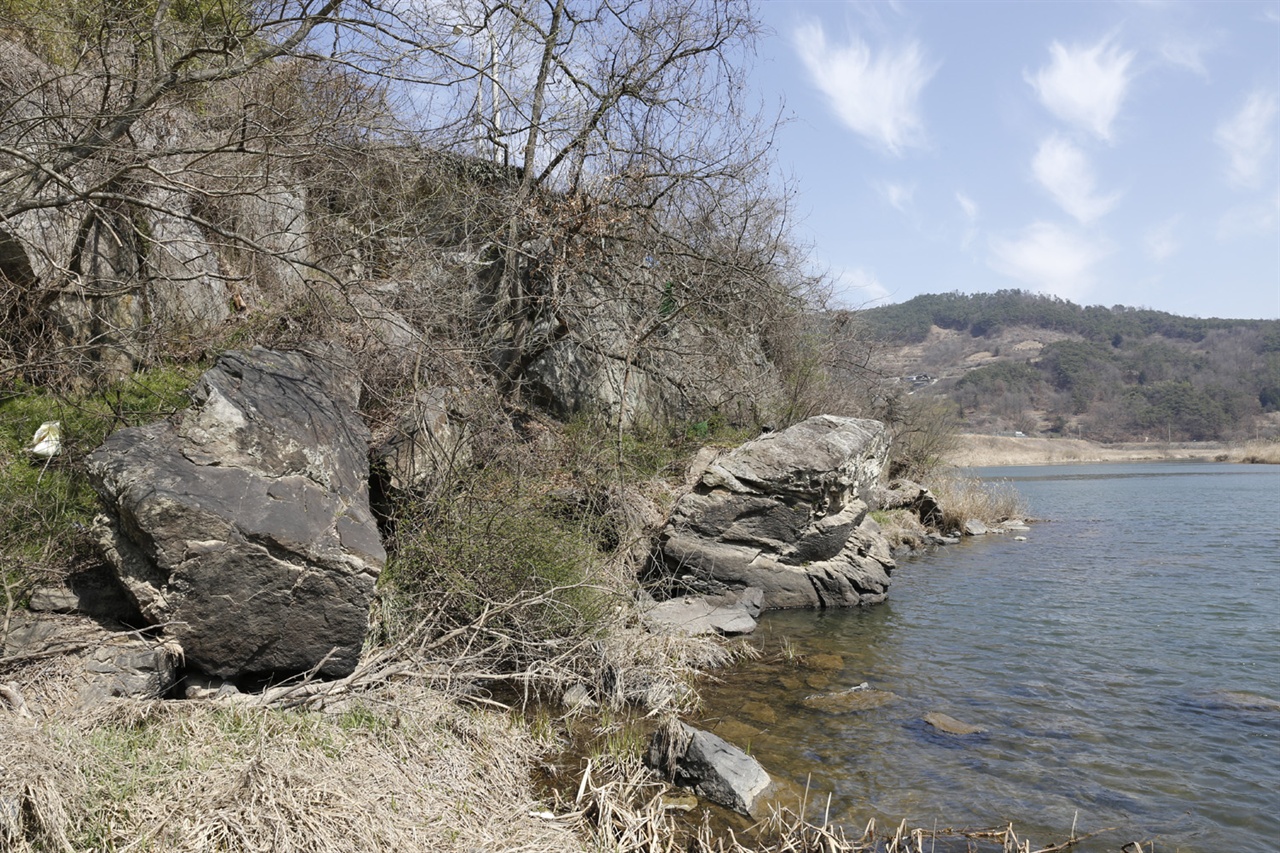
[801,685,899,713]
[1199,690,1280,714]
[802,653,844,671]
[88,345,384,680]
[923,712,987,735]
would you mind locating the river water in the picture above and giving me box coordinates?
[697,462,1280,852]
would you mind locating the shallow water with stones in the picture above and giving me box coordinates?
[696,461,1280,852]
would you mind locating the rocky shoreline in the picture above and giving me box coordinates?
[2,347,1027,850]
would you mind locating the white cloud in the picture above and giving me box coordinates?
[880,181,916,213]
[1214,90,1278,190]
[988,222,1111,300]
[1159,36,1210,75]
[1026,35,1135,142]
[832,266,892,307]
[1144,217,1180,261]
[793,21,937,156]
[956,192,979,248]
[1031,134,1122,223]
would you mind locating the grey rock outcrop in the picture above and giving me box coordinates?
[81,642,180,702]
[641,587,763,636]
[26,565,138,622]
[648,721,774,817]
[652,416,894,609]
[87,345,385,679]
[522,272,780,427]
[872,478,943,527]
[371,386,472,495]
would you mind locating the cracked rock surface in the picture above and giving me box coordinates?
[87,344,384,679]
[654,415,893,609]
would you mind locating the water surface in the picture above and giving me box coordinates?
[698,462,1280,852]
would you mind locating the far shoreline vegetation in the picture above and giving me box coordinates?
[947,433,1280,468]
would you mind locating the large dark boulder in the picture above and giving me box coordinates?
[87,344,384,680]
[653,416,893,609]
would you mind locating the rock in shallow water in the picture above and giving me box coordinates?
[923,712,987,735]
[802,685,900,713]
[648,721,774,817]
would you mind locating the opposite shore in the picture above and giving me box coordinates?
[948,433,1280,468]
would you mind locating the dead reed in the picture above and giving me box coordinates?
[926,469,1029,533]
[0,671,588,852]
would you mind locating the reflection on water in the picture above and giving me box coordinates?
[697,463,1280,853]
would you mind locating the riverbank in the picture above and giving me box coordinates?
[947,434,1280,467]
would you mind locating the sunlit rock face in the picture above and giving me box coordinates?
[88,344,384,680]
[652,415,894,610]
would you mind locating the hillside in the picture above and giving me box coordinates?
[859,291,1280,442]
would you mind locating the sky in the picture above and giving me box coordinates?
[748,0,1280,319]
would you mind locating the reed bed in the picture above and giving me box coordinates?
[561,753,1125,853]
[925,470,1029,532]
[1230,439,1280,464]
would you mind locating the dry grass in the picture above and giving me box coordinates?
[947,434,1230,468]
[0,594,743,853]
[0,657,588,852]
[868,508,929,552]
[1230,439,1280,464]
[926,470,1028,532]
[558,751,1119,853]
[948,434,1280,468]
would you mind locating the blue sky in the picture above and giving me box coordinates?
[750,0,1280,319]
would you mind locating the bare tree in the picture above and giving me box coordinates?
[1,0,818,434]
[392,0,801,416]
[0,0,436,379]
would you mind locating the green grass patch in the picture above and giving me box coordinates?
[561,412,755,483]
[379,468,616,660]
[0,363,201,567]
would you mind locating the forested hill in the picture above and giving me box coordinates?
[860,290,1276,345]
[858,291,1280,443]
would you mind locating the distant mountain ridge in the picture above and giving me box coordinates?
[858,291,1280,442]
[861,290,1276,345]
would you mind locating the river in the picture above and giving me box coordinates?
[697,461,1280,852]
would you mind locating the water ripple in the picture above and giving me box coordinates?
[700,463,1280,853]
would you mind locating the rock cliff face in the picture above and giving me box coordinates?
[652,416,893,610]
[87,344,384,679]
[521,274,781,427]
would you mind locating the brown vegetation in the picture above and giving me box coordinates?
[947,433,1280,467]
